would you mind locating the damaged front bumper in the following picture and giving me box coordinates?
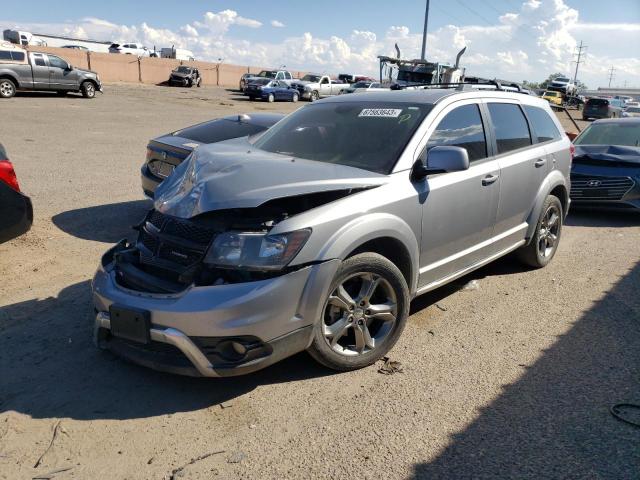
[92,243,340,377]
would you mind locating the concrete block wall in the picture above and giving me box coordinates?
[26,46,306,88]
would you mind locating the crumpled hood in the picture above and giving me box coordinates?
[153,138,387,218]
[171,71,189,78]
[574,145,640,164]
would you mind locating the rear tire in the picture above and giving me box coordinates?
[267,93,275,103]
[81,81,96,99]
[0,78,16,98]
[307,253,410,371]
[517,195,563,268]
[292,92,299,102]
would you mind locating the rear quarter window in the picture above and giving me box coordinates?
[524,106,562,143]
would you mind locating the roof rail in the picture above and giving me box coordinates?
[394,78,532,95]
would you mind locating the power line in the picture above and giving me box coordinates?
[480,0,503,15]
[571,40,587,85]
[608,66,615,87]
[455,0,495,26]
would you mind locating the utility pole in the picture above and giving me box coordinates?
[420,0,430,60]
[608,66,615,87]
[572,40,586,85]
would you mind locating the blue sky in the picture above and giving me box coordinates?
[4,0,640,87]
[7,0,640,41]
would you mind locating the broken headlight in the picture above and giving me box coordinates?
[204,229,311,271]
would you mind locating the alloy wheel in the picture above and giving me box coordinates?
[0,80,15,98]
[322,272,397,356]
[538,204,560,258]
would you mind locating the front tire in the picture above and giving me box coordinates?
[291,92,299,102]
[267,93,275,103]
[0,78,16,98]
[310,90,319,102]
[517,195,563,268]
[81,81,96,99]
[307,253,410,371]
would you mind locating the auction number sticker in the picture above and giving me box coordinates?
[359,108,403,118]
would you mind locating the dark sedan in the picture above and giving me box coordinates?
[245,79,299,102]
[0,143,33,243]
[582,97,624,121]
[570,118,640,211]
[141,113,284,197]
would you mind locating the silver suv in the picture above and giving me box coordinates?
[92,88,571,377]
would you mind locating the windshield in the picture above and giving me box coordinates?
[301,74,321,82]
[397,70,433,84]
[544,91,559,97]
[554,77,569,82]
[252,102,432,173]
[258,71,276,78]
[352,82,372,88]
[574,122,640,147]
[250,78,271,86]
[175,66,191,73]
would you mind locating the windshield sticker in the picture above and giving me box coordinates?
[359,108,403,118]
[397,113,412,124]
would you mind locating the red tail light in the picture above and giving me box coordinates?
[0,159,21,192]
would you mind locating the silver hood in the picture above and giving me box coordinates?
[153,138,387,218]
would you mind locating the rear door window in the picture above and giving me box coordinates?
[487,103,532,154]
[524,106,561,143]
[426,104,488,162]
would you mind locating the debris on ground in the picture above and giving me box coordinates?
[219,402,233,409]
[32,467,73,480]
[378,357,404,375]
[435,303,447,311]
[227,451,246,464]
[33,421,62,468]
[169,450,225,480]
[462,279,480,291]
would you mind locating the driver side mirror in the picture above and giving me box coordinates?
[66,64,73,71]
[412,146,470,180]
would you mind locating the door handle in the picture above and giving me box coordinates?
[535,158,547,168]
[482,174,500,186]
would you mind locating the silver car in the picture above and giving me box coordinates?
[92,88,571,377]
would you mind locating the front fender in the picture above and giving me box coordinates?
[525,170,569,242]
[313,213,420,293]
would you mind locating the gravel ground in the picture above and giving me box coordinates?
[1,84,639,480]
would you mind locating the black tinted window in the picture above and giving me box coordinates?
[12,52,25,61]
[426,104,487,162]
[47,55,68,69]
[0,51,11,60]
[174,119,268,144]
[488,103,532,154]
[587,98,608,106]
[33,54,46,66]
[524,106,561,143]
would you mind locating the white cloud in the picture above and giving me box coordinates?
[3,2,639,88]
[271,20,285,28]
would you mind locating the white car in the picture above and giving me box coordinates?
[622,106,640,118]
[341,81,388,94]
[108,43,150,56]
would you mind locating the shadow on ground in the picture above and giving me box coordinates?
[411,260,640,479]
[0,280,332,421]
[52,200,152,243]
[566,209,640,228]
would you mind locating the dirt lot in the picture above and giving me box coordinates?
[1,84,639,479]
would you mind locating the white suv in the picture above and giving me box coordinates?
[108,43,150,57]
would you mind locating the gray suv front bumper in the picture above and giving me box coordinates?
[92,245,340,376]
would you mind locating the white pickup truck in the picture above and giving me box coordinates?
[293,74,351,101]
